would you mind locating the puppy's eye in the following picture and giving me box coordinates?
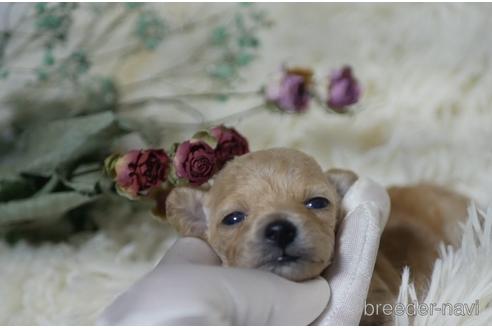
[305,197,330,209]
[222,211,246,226]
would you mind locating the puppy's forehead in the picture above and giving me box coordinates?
[208,149,330,206]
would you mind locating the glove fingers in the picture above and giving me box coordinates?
[159,237,222,266]
[315,203,382,325]
[342,177,391,224]
[271,277,331,325]
[219,268,331,325]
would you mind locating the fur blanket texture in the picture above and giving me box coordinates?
[1,3,492,325]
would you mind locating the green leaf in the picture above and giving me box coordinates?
[135,10,166,50]
[0,177,37,202]
[62,174,101,194]
[166,163,188,187]
[235,52,254,66]
[191,130,218,148]
[210,63,235,80]
[238,35,259,48]
[61,163,104,194]
[43,49,55,66]
[35,3,47,14]
[5,111,125,177]
[0,192,95,225]
[33,174,59,196]
[58,50,90,80]
[211,26,229,46]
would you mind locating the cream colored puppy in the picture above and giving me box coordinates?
[165,148,468,324]
[166,148,355,281]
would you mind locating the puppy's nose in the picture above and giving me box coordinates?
[264,219,297,248]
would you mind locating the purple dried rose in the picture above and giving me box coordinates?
[327,66,361,111]
[174,140,217,186]
[266,67,313,113]
[108,149,170,199]
[211,125,249,169]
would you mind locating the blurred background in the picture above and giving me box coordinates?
[1,3,492,324]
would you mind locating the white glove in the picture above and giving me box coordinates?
[314,177,390,325]
[97,237,330,325]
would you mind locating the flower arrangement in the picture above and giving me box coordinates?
[106,125,248,195]
[0,3,362,241]
[104,125,248,216]
[0,3,271,239]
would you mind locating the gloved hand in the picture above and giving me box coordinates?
[97,177,389,326]
[97,237,331,325]
[314,177,390,325]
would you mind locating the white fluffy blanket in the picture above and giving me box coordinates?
[395,205,492,325]
[1,3,492,325]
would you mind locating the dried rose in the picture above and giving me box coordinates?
[106,149,170,199]
[174,140,217,186]
[327,66,361,111]
[266,67,313,113]
[210,125,249,169]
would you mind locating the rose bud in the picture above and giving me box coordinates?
[265,67,313,113]
[327,66,362,111]
[107,149,170,199]
[210,125,249,169]
[174,139,217,186]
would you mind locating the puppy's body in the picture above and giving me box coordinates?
[363,184,468,325]
[166,148,468,325]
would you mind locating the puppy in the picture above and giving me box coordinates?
[165,148,468,324]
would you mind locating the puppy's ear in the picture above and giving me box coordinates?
[326,169,358,225]
[325,168,358,199]
[165,187,208,240]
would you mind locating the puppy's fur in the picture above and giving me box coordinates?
[165,148,468,324]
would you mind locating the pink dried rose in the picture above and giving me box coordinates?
[266,67,313,113]
[211,125,249,169]
[174,139,217,186]
[108,149,170,199]
[327,66,361,111]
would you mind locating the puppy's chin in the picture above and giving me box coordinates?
[258,258,329,281]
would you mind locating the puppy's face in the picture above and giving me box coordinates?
[166,148,357,281]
